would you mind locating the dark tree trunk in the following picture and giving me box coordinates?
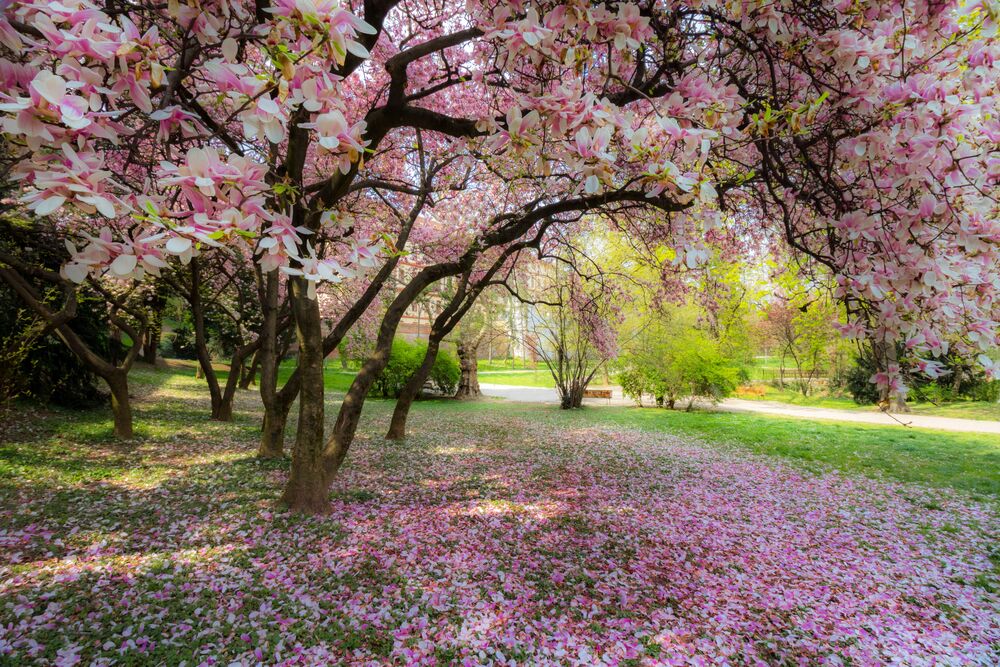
[257,271,286,458]
[187,259,227,420]
[106,369,133,439]
[559,382,584,409]
[875,340,909,413]
[290,266,451,513]
[323,341,391,475]
[141,335,158,365]
[214,340,260,423]
[260,254,405,459]
[455,339,481,399]
[260,407,288,458]
[280,275,328,512]
[280,206,554,513]
[386,336,441,440]
[142,283,166,365]
[109,327,123,366]
[239,350,260,389]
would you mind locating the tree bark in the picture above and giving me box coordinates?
[455,339,481,399]
[875,340,909,413]
[187,258,228,420]
[261,251,407,458]
[213,339,261,422]
[386,335,441,440]
[142,282,166,365]
[106,369,133,439]
[280,275,328,512]
[239,349,260,389]
[255,270,292,457]
[560,381,584,409]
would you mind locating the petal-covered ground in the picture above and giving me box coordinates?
[1,376,998,666]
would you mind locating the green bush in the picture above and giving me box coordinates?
[371,339,461,398]
[842,357,881,405]
[675,338,740,403]
[168,317,198,360]
[842,346,999,405]
[617,330,738,409]
[0,220,107,409]
[430,348,460,395]
[968,379,999,403]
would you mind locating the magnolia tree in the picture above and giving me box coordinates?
[517,242,624,408]
[384,227,552,440]
[1,0,997,510]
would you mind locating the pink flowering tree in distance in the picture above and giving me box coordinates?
[1,0,998,510]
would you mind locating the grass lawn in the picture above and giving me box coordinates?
[4,365,996,665]
[738,383,1000,421]
[476,359,538,372]
[421,401,1000,498]
[477,369,557,388]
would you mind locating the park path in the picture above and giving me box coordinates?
[478,383,1000,435]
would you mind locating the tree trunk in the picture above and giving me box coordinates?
[257,272,285,458]
[280,275,328,512]
[323,347,388,477]
[211,340,261,423]
[106,369,133,439]
[280,455,332,514]
[142,281,167,365]
[386,336,441,440]
[189,259,226,420]
[239,350,260,389]
[559,381,584,409]
[455,339,481,399]
[142,327,160,364]
[875,340,909,413]
[299,270,444,511]
[260,407,288,458]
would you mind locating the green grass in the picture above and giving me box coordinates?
[906,400,1000,421]
[276,360,358,392]
[411,400,1000,499]
[739,384,1000,421]
[741,385,866,410]
[477,358,538,372]
[8,364,996,504]
[478,369,558,387]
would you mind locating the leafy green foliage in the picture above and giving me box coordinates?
[0,219,107,408]
[839,352,882,405]
[617,323,739,408]
[839,346,999,407]
[371,339,460,398]
[430,348,460,395]
[166,312,198,360]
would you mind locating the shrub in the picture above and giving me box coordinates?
[371,339,460,398]
[674,335,740,405]
[371,339,423,398]
[430,348,460,395]
[842,352,881,405]
[0,220,107,408]
[167,315,198,360]
[968,379,999,403]
[617,330,738,409]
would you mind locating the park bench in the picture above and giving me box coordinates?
[583,388,613,400]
